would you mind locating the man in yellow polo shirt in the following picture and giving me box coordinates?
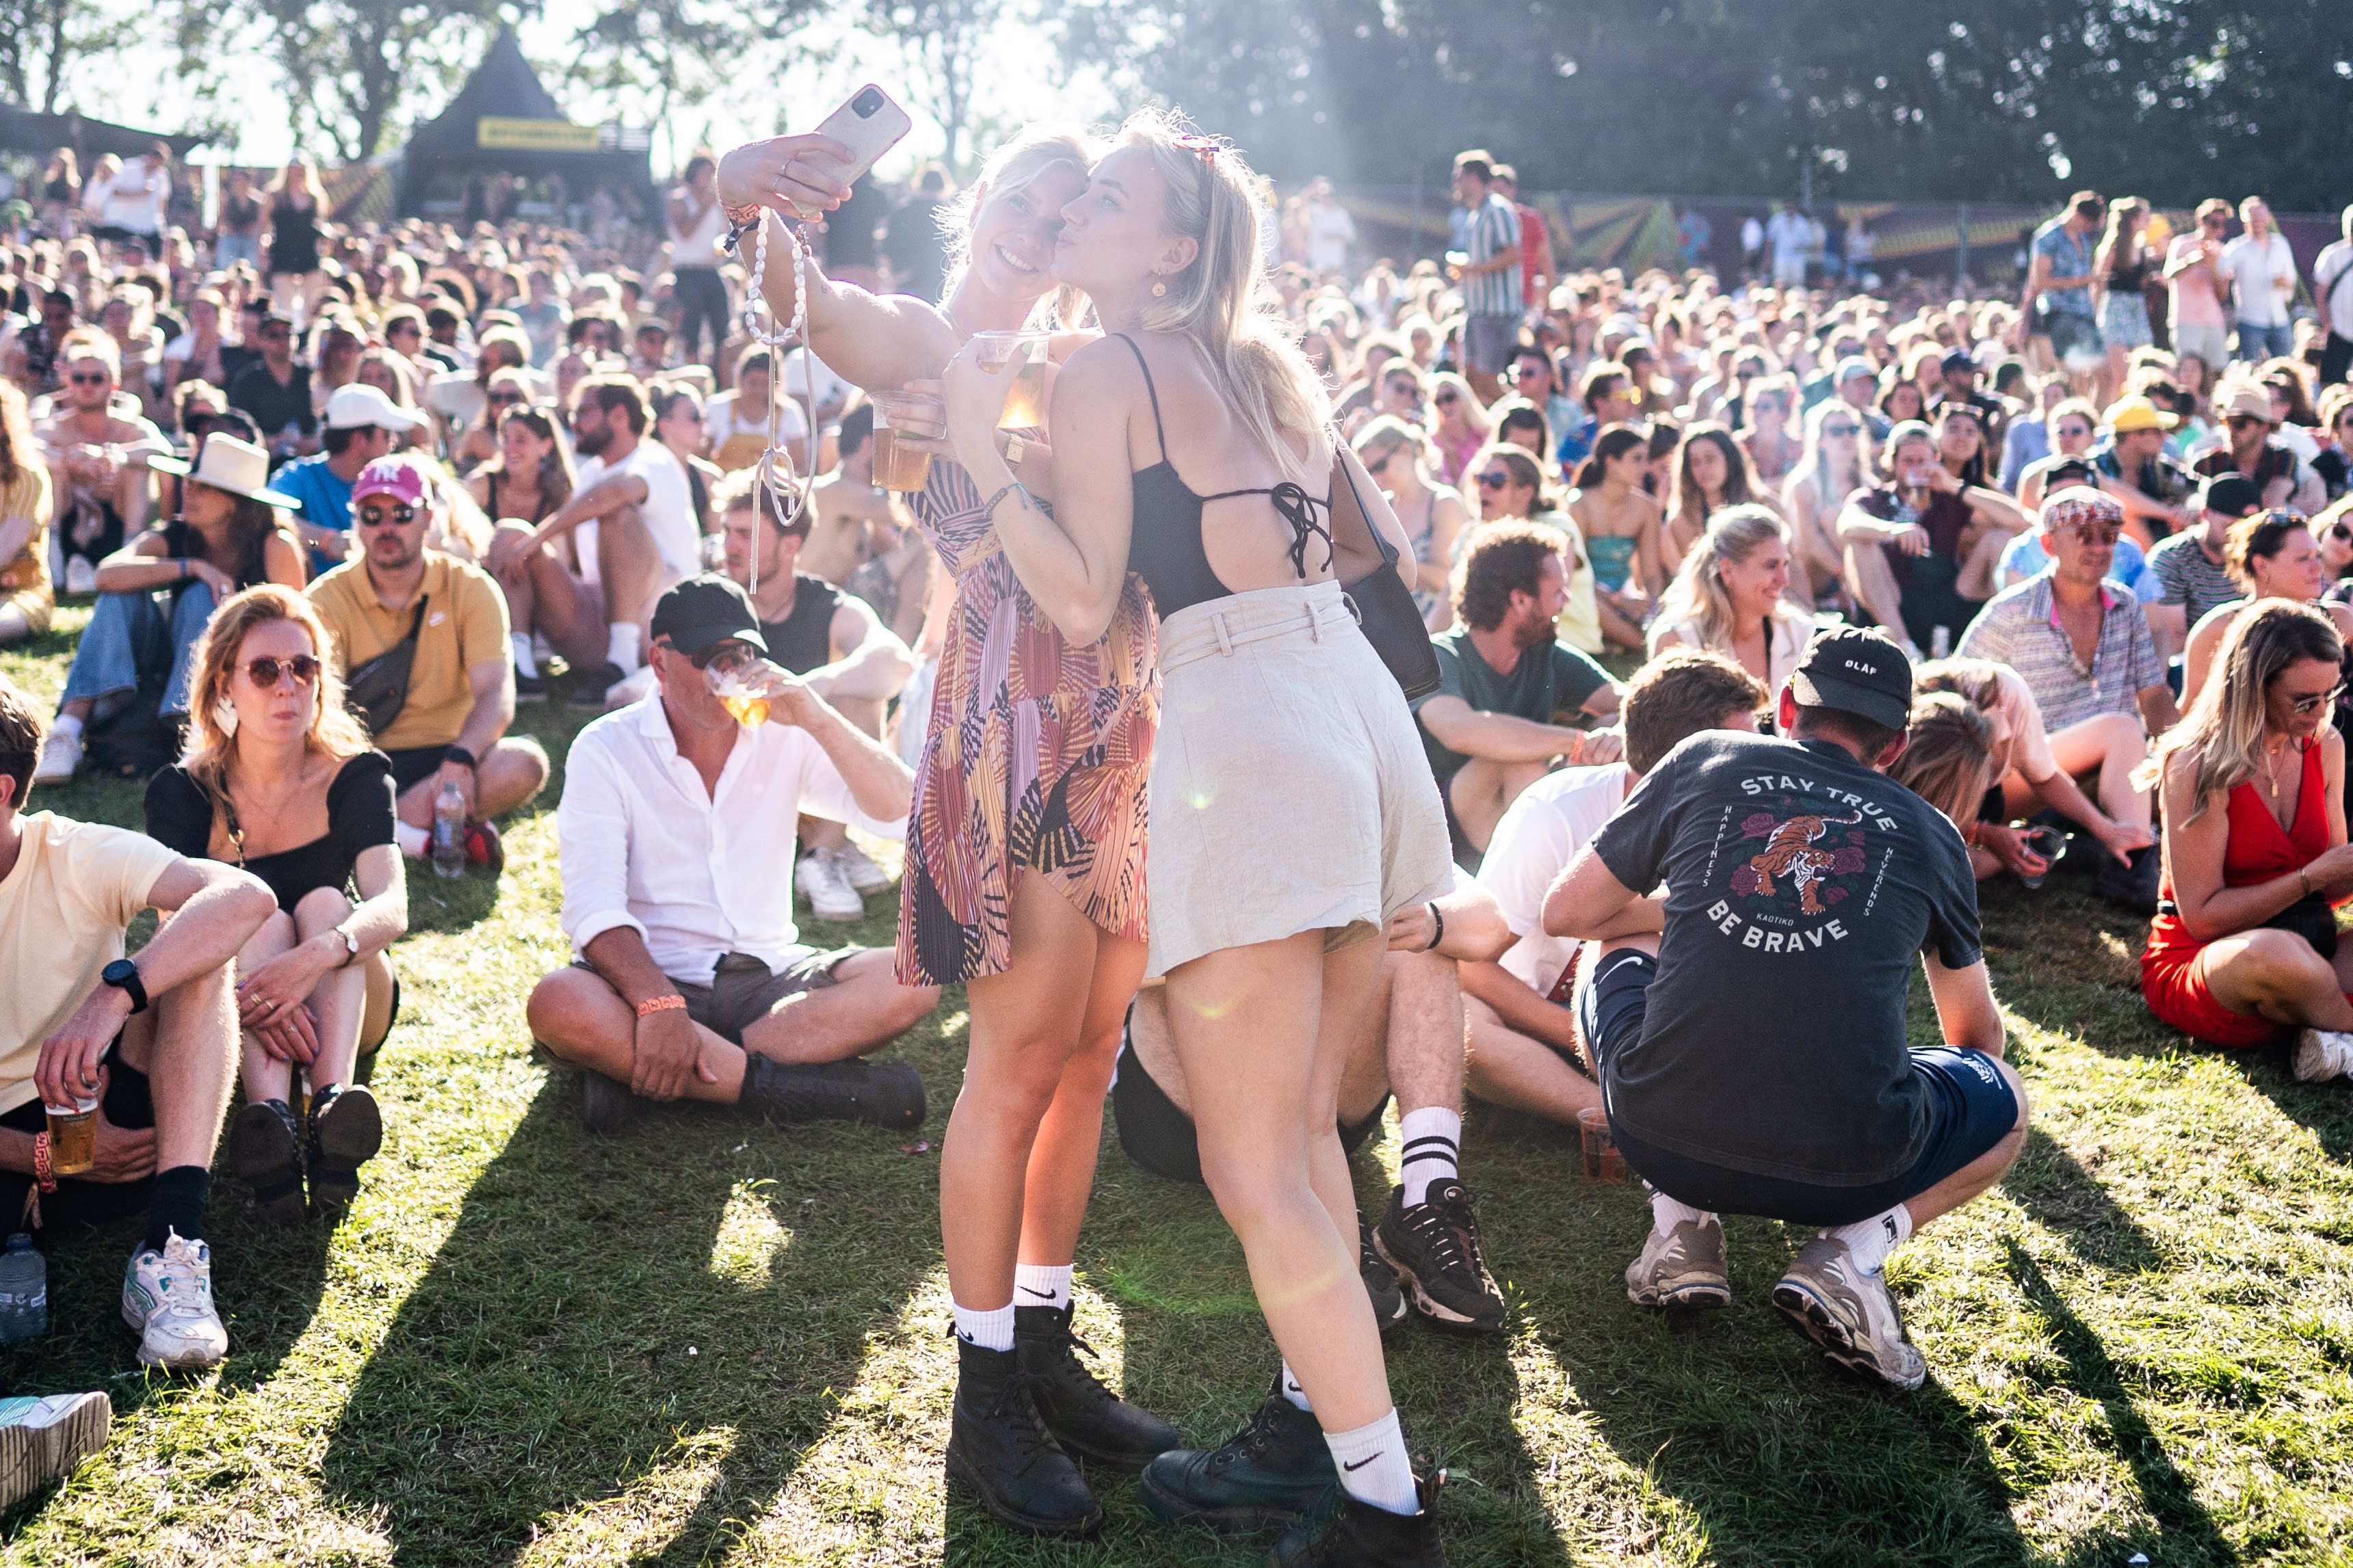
[308,457,549,870]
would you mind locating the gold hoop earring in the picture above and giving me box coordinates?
[1151,280,1167,298]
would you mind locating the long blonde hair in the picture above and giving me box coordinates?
[1653,503,1796,652]
[2134,599,2342,821]
[1890,693,1997,830]
[1118,109,1331,483]
[181,585,372,838]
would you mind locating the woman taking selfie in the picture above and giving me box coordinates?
[722,122,1175,1536]
[2137,600,2353,1085]
[144,586,405,1223]
[942,112,1452,1563]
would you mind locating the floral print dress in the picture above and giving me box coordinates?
[895,456,1159,987]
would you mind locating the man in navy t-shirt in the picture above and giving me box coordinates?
[1544,626,2027,1390]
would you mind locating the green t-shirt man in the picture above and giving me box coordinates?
[1412,627,1614,790]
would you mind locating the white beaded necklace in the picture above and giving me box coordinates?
[741,214,821,597]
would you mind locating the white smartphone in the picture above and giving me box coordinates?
[801,84,912,215]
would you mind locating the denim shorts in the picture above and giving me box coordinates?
[1578,946,2021,1227]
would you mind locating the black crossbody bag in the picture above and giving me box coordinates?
[343,595,429,739]
[1328,450,1442,700]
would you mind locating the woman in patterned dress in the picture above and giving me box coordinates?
[720,126,1174,1536]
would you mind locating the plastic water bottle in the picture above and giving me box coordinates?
[431,781,467,880]
[1930,624,1951,659]
[0,1234,47,1343]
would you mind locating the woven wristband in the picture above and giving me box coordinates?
[32,1131,55,1194]
[635,995,687,1020]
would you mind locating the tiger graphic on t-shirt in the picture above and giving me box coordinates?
[1745,810,1865,916]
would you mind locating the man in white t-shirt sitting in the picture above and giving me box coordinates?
[1462,650,1767,1126]
[0,676,275,1370]
[527,576,941,1134]
[485,375,702,710]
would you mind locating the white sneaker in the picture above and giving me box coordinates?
[120,1232,228,1370]
[1625,1217,1731,1310]
[0,1392,111,1509]
[32,729,80,786]
[1772,1236,1927,1390]
[62,556,96,595]
[796,848,864,922]
[2293,1028,2353,1085]
[604,663,658,709]
[833,839,891,894]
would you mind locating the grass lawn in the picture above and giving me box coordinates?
[3,600,2352,1565]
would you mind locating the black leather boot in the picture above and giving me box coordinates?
[1139,1374,1337,1534]
[1014,1303,1180,1469]
[741,1055,926,1129]
[1272,1472,1448,1567]
[944,1336,1102,1537]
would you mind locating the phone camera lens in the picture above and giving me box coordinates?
[854,88,883,116]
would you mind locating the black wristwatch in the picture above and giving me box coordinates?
[102,958,148,1015]
[442,745,477,770]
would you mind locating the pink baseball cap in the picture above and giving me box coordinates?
[351,456,429,508]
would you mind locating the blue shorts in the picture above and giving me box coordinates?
[1578,947,2021,1227]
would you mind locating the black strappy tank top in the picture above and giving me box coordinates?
[1114,333,1335,619]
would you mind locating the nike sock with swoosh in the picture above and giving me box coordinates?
[952,1301,1015,1352]
[1323,1407,1419,1514]
[1012,1262,1073,1312]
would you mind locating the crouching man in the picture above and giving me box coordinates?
[0,676,275,1368]
[528,576,941,1132]
[1544,628,2027,1390]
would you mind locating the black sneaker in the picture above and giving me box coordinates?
[741,1056,926,1130]
[1138,1375,1337,1534]
[305,1085,382,1221]
[1014,1303,1181,1469]
[567,661,626,710]
[1272,1471,1449,1567]
[224,1099,305,1227]
[1362,1220,1408,1336]
[1373,1181,1506,1335]
[945,1335,1101,1537]
[514,670,549,703]
[581,1071,646,1134]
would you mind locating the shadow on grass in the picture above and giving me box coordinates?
[2004,1126,2168,1276]
[319,1074,943,1565]
[2004,1241,2237,1568]
[2214,1047,2353,1169]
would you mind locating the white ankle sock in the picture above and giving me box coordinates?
[1278,1361,1312,1411]
[1826,1205,1913,1276]
[1650,1191,1718,1235]
[51,713,82,741]
[1397,1106,1462,1208]
[1012,1262,1072,1312]
[1322,1408,1419,1515]
[606,623,641,672]
[394,821,429,858]
[511,633,540,679]
[953,1301,1015,1352]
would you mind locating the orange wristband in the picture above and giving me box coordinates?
[635,995,687,1019]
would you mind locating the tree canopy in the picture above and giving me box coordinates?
[1049,0,2353,208]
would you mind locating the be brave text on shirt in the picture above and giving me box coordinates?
[1699,769,1905,952]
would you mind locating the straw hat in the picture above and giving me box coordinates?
[152,433,299,507]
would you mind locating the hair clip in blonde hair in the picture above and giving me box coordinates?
[1173,134,1221,168]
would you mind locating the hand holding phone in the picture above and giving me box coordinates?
[717,85,912,222]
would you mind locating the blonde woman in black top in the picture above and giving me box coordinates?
[144,586,406,1225]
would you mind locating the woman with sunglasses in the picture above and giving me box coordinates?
[2180,510,2353,709]
[2016,397,2103,512]
[1566,423,1666,649]
[38,432,307,783]
[1426,369,1489,488]
[144,585,404,1223]
[445,362,531,479]
[1783,397,1867,611]
[1472,441,1606,654]
[2138,600,2353,1085]
[1352,414,1467,630]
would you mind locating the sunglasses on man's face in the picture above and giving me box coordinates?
[240,654,320,689]
[67,371,108,386]
[2228,414,2267,430]
[2055,522,2123,546]
[356,503,417,528]
[2290,682,2345,716]
[692,639,761,674]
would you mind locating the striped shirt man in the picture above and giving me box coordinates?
[1954,566,2164,733]
[1459,193,1523,320]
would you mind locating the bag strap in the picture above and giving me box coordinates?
[388,593,429,657]
[1328,439,1402,572]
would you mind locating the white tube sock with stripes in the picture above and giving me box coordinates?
[1397,1107,1462,1207]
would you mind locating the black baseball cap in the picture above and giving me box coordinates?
[2198,473,2263,520]
[1940,347,1977,373]
[650,574,768,661]
[1790,626,1914,731]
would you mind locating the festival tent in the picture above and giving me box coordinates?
[392,25,653,220]
[0,105,204,164]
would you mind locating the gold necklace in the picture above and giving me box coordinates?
[2266,739,2293,798]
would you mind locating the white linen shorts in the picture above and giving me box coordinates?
[1145,579,1454,978]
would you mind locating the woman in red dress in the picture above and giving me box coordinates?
[2140,599,2353,1083]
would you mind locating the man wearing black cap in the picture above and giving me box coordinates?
[1932,349,2004,456]
[527,575,942,1134]
[2147,474,2265,656]
[1542,626,2027,1391]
